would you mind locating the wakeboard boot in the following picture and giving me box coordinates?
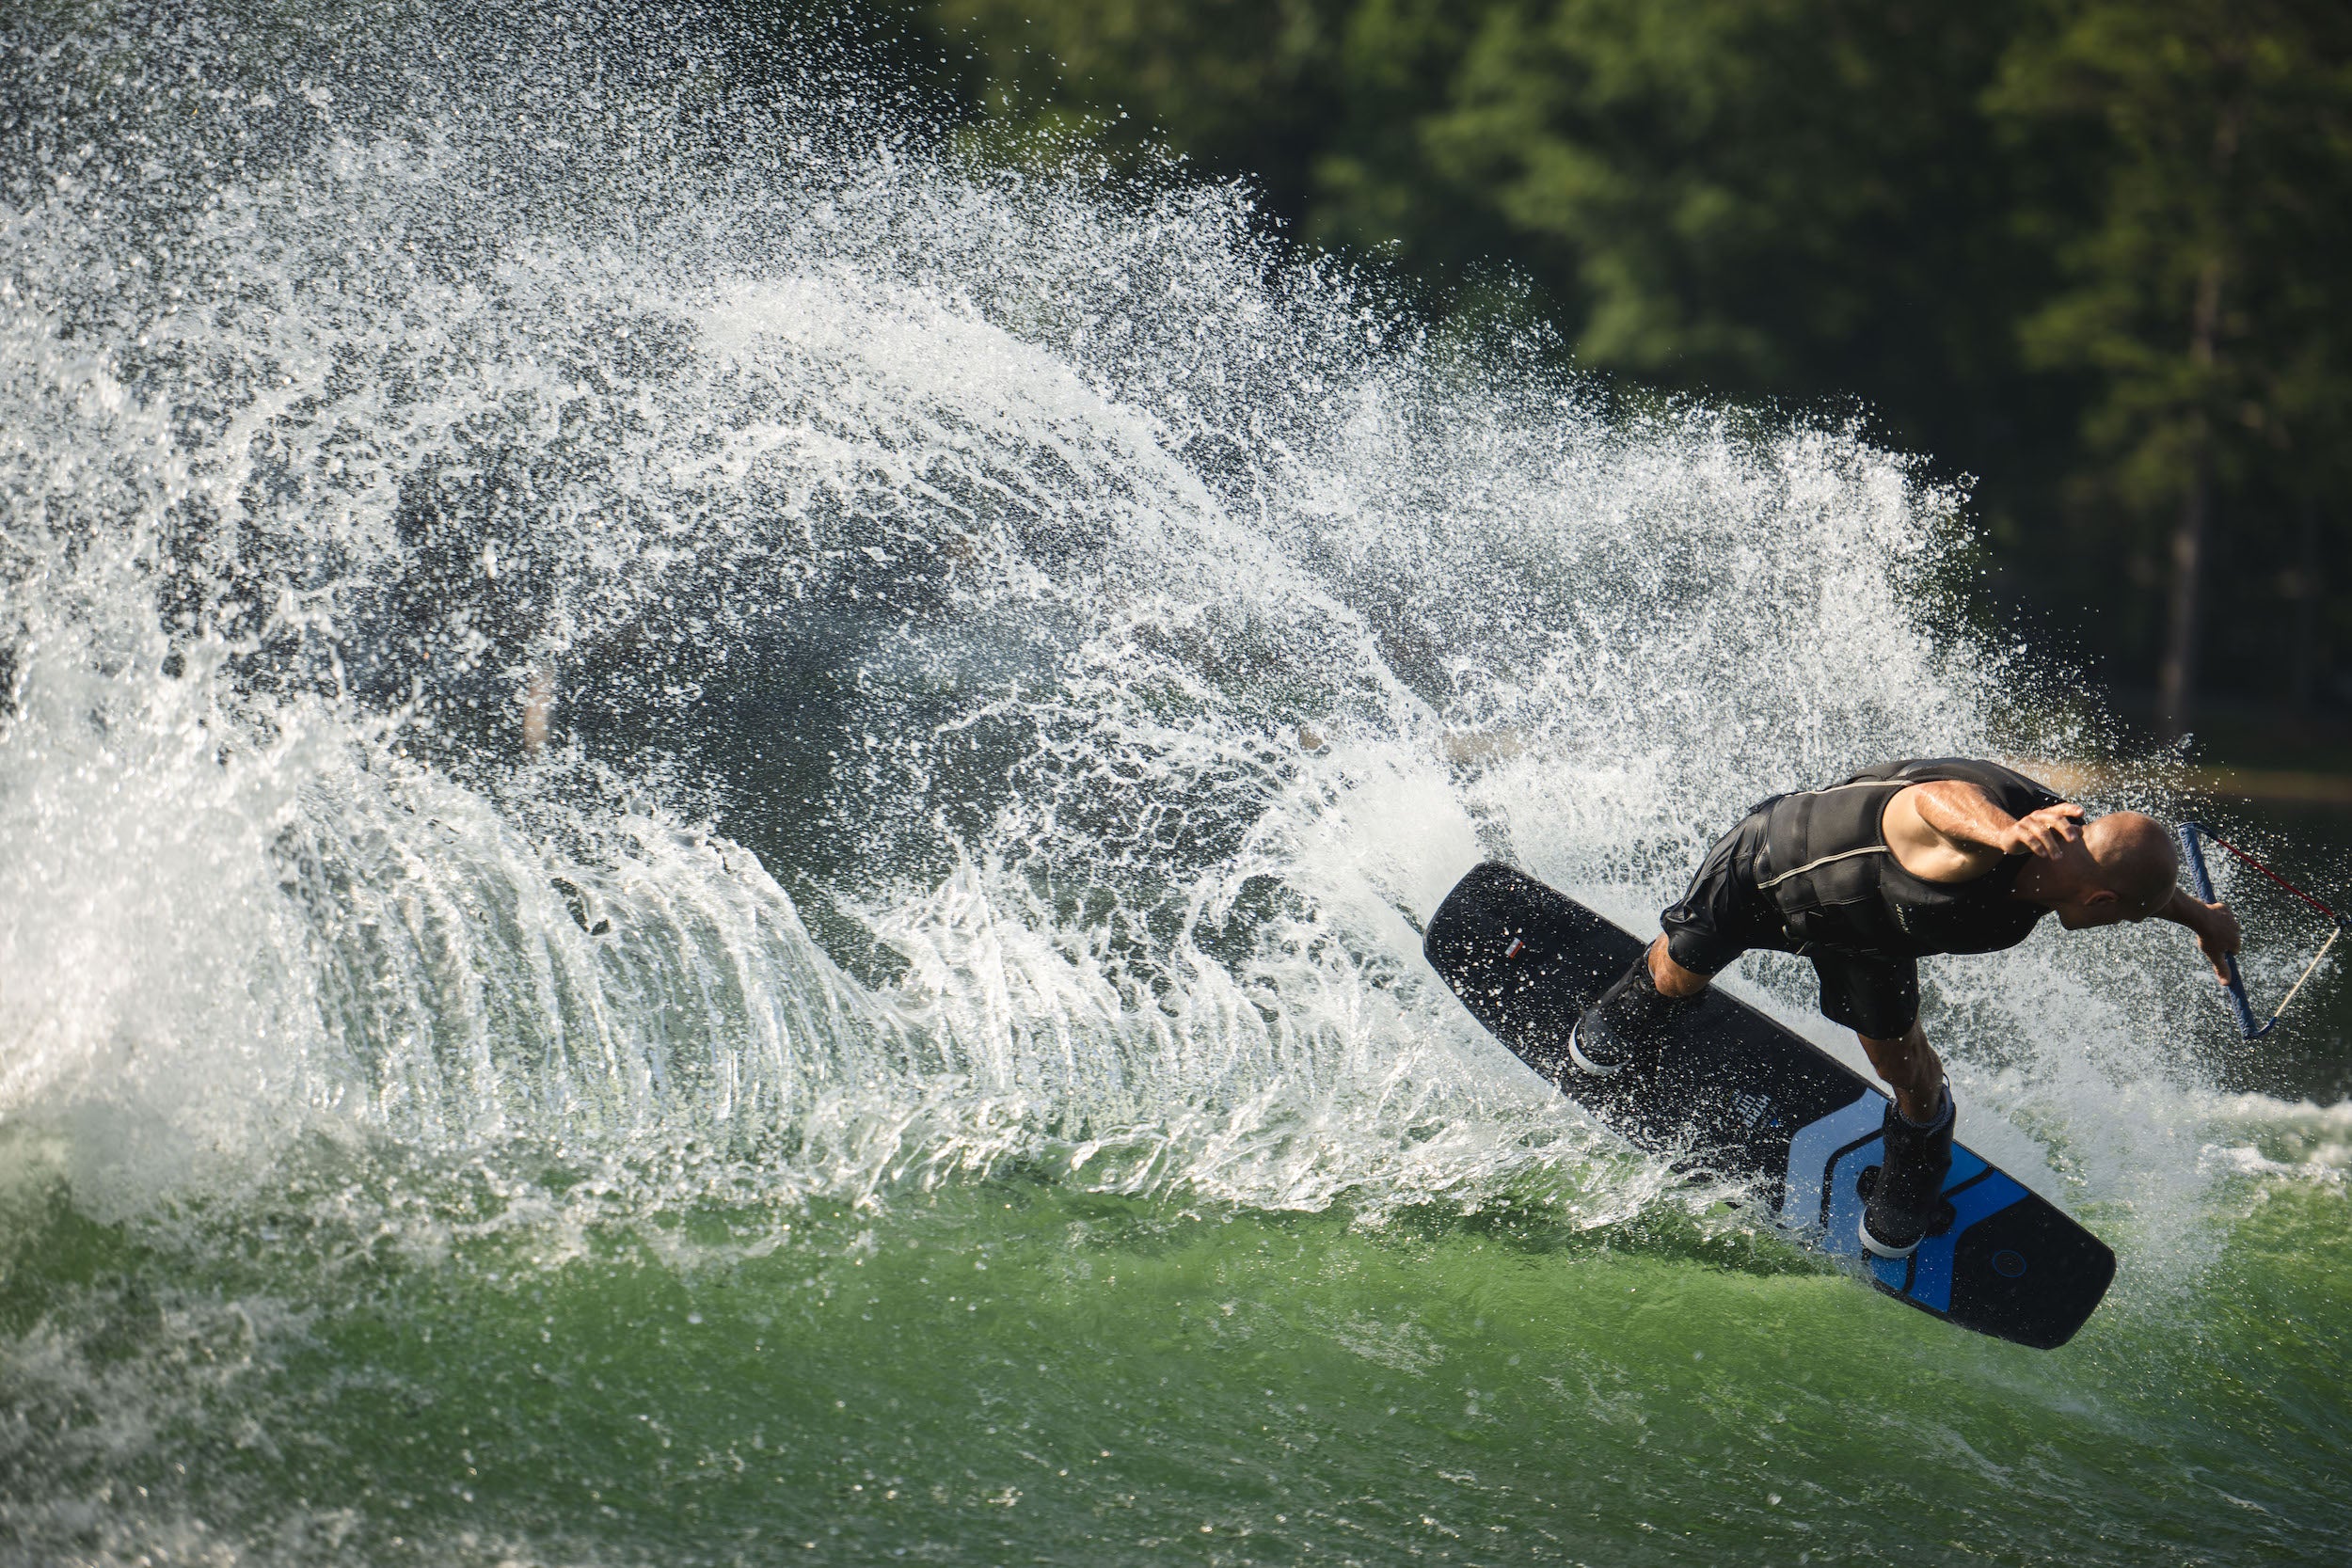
[1859,1086,1956,1259]
[1566,954,1697,1079]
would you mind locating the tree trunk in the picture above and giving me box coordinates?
[2156,434,2210,744]
[2290,495,2320,715]
[2156,91,2240,748]
[2156,248,2229,746]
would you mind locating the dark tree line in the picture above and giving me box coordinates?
[818,0,2352,756]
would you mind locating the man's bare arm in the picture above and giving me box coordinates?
[1903,782,2085,863]
[2152,887,2242,984]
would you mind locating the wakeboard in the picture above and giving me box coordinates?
[1424,862,2115,1349]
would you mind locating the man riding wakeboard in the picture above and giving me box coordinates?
[1567,758,2242,1259]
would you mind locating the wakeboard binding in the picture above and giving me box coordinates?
[1567,953,1697,1079]
[1859,1086,1957,1259]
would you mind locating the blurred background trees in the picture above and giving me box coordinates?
[1989,2,2352,747]
[817,0,2352,763]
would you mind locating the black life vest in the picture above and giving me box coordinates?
[1748,758,2065,960]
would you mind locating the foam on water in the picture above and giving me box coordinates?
[3,8,2346,1557]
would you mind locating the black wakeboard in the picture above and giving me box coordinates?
[1424,862,2115,1349]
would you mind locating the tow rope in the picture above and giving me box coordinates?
[2178,821,2344,1040]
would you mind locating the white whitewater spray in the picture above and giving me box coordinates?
[0,2,2286,1276]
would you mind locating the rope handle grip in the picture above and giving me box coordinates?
[2178,822,2274,1040]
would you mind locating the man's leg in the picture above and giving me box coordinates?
[1814,960,1955,1258]
[1571,807,1769,1077]
[1647,935,1713,999]
[1856,1022,1955,1258]
[1855,1021,1945,1123]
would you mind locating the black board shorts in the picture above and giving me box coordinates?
[1659,800,1922,1038]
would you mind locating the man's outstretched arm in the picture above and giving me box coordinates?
[2153,887,2242,984]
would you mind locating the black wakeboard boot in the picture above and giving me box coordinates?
[1859,1085,1956,1259]
[1566,954,1698,1079]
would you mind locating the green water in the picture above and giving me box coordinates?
[8,1149,2347,1565]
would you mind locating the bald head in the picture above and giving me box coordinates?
[2083,811,2179,916]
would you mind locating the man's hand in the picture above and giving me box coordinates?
[1996,801,2086,860]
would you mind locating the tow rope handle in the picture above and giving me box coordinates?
[2177,823,2270,1038]
[2177,821,2344,1041]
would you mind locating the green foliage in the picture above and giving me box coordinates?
[923,0,1356,220]
[1983,0,2352,723]
[1990,0,2352,512]
[890,0,2352,737]
[1425,3,2040,423]
[919,0,2050,435]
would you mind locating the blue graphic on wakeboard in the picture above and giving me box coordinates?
[1777,1095,2026,1307]
[1778,1091,1883,1225]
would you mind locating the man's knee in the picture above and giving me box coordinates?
[1646,935,1714,999]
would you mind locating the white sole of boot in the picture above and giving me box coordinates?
[1564,1019,1625,1078]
